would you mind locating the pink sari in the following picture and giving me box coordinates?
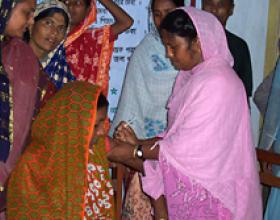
[141,7,262,219]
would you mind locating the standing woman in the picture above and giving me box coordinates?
[109,7,262,219]
[63,0,133,95]
[0,0,37,219]
[110,0,184,219]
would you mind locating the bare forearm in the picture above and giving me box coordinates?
[137,137,161,146]
[98,0,133,35]
[142,144,160,160]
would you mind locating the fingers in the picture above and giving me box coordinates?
[113,121,130,140]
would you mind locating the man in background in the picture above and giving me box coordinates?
[202,0,253,101]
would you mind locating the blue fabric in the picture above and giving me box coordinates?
[43,44,75,89]
[259,57,280,220]
[110,32,178,139]
[0,0,16,162]
[0,73,11,162]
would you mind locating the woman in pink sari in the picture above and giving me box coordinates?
[108,7,262,219]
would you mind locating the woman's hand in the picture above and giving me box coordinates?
[113,121,138,146]
[107,142,134,163]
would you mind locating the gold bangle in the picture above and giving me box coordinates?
[133,145,138,158]
[0,185,4,192]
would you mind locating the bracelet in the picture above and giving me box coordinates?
[133,145,138,158]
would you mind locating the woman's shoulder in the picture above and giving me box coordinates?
[3,37,37,61]
[2,37,39,80]
[136,33,159,49]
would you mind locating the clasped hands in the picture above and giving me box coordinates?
[107,121,138,163]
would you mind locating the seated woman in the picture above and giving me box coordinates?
[27,0,75,115]
[7,81,115,219]
[109,7,262,219]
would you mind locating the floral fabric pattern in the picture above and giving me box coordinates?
[84,148,115,219]
[161,156,232,220]
[66,26,114,95]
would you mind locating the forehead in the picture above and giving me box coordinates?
[39,12,66,26]
[17,0,36,9]
[153,0,177,11]
[161,30,189,45]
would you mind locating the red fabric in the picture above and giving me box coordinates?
[66,26,114,96]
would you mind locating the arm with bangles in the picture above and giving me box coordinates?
[108,139,160,172]
[98,0,133,36]
[108,123,168,219]
[108,121,161,171]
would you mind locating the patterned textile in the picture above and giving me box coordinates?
[33,68,57,118]
[84,146,114,219]
[37,0,76,89]
[43,44,75,89]
[0,0,16,162]
[65,0,114,96]
[122,173,152,220]
[7,81,114,219]
[142,7,262,220]
[160,156,232,220]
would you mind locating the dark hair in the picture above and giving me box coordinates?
[160,9,197,43]
[24,8,69,42]
[35,7,69,28]
[151,0,185,12]
[97,93,109,109]
[84,0,91,7]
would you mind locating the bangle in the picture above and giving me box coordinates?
[133,145,138,158]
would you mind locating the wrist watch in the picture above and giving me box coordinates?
[135,145,144,160]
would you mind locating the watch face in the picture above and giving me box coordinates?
[136,149,143,158]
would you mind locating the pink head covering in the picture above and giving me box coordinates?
[184,7,233,65]
[142,6,262,220]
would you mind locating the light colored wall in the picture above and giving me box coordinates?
[226,0,270,143]
[197,0,271,143]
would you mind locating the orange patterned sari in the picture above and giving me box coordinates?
[7,81,114,219]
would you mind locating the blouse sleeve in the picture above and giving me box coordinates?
[141,154,164,200]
